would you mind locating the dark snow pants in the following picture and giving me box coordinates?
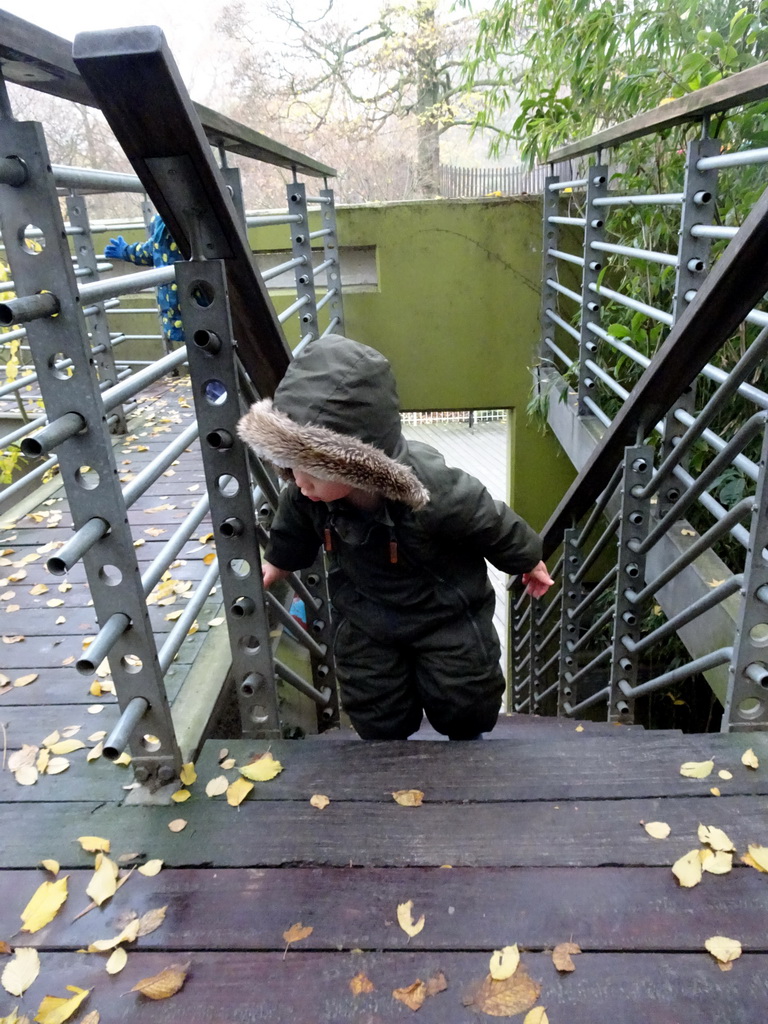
[332,592,505,740]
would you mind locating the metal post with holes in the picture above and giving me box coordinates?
[722,422,768,731]
[175,256,282,738]
[579,165,608,415]
[65,193,126,432]
[510,595,532,712]
[558,528,585,717]
[0,118,181,783]
[299,548,340,731]
[608,445,653,723]
[286,182,318,346]
[658,136,720,496]
[319,186,344,334]
[540,175,561,367]
[529,598,546,713]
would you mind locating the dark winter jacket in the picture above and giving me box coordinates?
[237,335,542,643]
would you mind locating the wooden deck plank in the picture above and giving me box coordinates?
[1,796,766,868]
[1,950,765,1024]
[1,866,766,952]
[189,734,768,800]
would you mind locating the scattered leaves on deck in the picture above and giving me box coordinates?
[523,1008,549,1024]
[697,824,735,852]
[462,962,541,1017]
[168,819,187,833]
[34,984,90,1023]
[1,947,40,996]
[130,963,189,1000]
[238,752,283,782]
[226,777,253,807]
[392,979,427,1010]
[642,821,671,839]
[392,789,424,807]
[283,922,313,948]
[489,945,519,980]
[105,947,127,975]
[77,837,110,854]
[705,935,742,970]
[672,849,703,888]
[20,877,68,933]
[679,759,714,778]
[349,971,375,995]
[741,748,759,770]
[552,942,581,972]
[743,844,768,872]
[310,793,330,809]
[397,900,425,938]
[205,776,229,797]
[86,854,119,906]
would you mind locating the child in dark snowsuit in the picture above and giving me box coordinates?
[237,335,553,740]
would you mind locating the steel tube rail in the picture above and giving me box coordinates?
[274,660,332,706]
[623,576,743,657]
[549,248,585,267]
[261,256,306,282]
[590,240,678,267]
[563,685,610,716]
[253,521,321,616]
[0,292,60,325]
[142,495,211,596]
[682,290,768,332]
[534,619,561,655]
[309,228,333,240]
[76,612,131,674]
[266,591,326,659]
[631,497,754,605]
[320,317,342,337]
[122,421,200,508]
[545,309,581,341]
[0,326,26,344]
[158,559,221,674]
[670,464,751,549]
[575,463,623,548]
[697,146,768,170]
[312,258,335,277]
[569,606,615,654]
[564,646,612,686]
[573,511,621,583]
[515,649,532,673]
[548,178,588,191]
[305,195,332,204]
[315,288,338,312]
[619,647,733,699]
[588,322,651,370]
[548,216,586,227]
[589,282,674,326]
[543,337,573,367]
[277,294,310,324]
[0,413,46,448]
[0,455,57,506]
[639,412,767,529]
[591,193,684,207]
[0,333,124,399]
[47,516,110,575]
[533,679,560,703]
[674,409,759,481]
[52,164,143,192]
[569,565,618,621]
[20,412,86,458]
[582,396,612,426]
[699,361,768,411]
[246,214,303,227]
[547,278,582,304]
[79,266,176,305]
[690,225,738,240]
[584,359,630,400]
[536,649,561,676]
[102,348,187,411]
[103,697,150,761]
[293,332,314,357]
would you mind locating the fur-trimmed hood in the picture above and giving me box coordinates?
[237,336,430,510]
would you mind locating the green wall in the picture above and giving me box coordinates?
[334,198,575,531]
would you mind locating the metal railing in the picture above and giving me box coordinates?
[0,18,345,784]
[514,65,768,733]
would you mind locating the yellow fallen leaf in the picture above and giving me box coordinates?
[41,731,60,749]
[46,758,70,775]
[745,844,768,872]
[205,776,229,797]
[87,919,140,952]
[700,849,733,875]
[680,760,714,778]
[710,787,721,796]
[672,849,703,888]
[29,584,48,596]
[179,762,197,786]
[575,724,584,732]
[349,971,375,995]
[78,837,110,853]
[106,947,127,975]
[393,979,426,1011]
[490,944,520,980]
[524,1009,549,1024]
[35,985,90,1023]
[642,821,670,839]
[168,819,187,833]
[138,859,164,877]
[2,947,40,996]
[239,752,283,782]
[397,900,425,938]
[171,789,191,803]
[86,742,104,763]
[705,935,742,964]
[425,969,448,996]
[36,747,50,775]
[552,941,581,972]
[742,748,759,770]
[283,922,313,946]
[392,789,424,807]
[40,860,60,876]
[463,965,540,1017]
[136,906,168,937]
[718,769,733,780]
[86,854,119,906]
[226,777,254,807]
[8,745,38,772]
[49,740,85,756]
[202,552,216,565]
[12,673,37,687]
[14,765,39,786]
[113,752,131,766]
[79,1012,99,1024]
[89,682,102,697]
[20,877,68,933]
[130,963,189,999]
[697,824,735,852]
[310,794,330,810]
[46,599,64,608]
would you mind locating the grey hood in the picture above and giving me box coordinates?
[237,335,430,510]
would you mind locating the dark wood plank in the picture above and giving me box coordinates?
[0,706,119,748]
[192,734,768,800]
[2,866,766,952]
[1,796,765,868]
[1,951,765,1023]
[0,755,131,803]
[0,660,186,706]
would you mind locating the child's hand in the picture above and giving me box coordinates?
[104,236,128,260]
[522,560,554,598]
[262,560,291,589]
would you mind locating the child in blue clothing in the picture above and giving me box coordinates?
[105,215,184,345]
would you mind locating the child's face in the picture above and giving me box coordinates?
[293,469,353,503]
